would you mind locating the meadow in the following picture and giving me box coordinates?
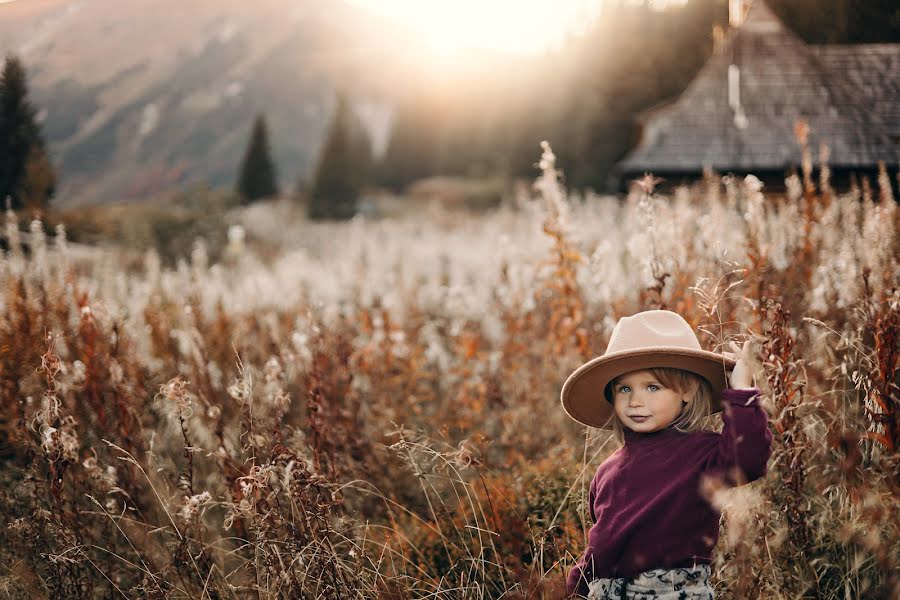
[0,143,897,599]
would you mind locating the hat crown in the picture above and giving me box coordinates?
[606,310,702,354]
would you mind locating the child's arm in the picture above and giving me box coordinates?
[708,387,773,485]
[565,462,626,597]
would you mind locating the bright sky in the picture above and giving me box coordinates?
[348,0,605,56]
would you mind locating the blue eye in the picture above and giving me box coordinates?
[617,384,660,392]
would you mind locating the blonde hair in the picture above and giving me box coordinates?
[604,367,713,446]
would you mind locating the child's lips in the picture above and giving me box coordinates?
[630,415,651,421]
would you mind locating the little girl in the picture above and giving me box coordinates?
[560,309,773,599]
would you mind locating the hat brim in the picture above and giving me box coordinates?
[560,347,737,429]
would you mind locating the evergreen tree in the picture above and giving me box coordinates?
[236,114,279,203]
[308,93,372,220]
[0,55,55,211]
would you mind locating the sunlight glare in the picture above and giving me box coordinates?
[348,0,603,56]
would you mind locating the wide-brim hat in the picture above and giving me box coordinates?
[561,309,736,428]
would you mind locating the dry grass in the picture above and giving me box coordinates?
[0,145,897,599]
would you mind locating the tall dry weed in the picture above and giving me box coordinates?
[0,145,897,598]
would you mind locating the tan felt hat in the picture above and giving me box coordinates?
[561,309,737,428]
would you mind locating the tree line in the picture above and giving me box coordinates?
[237,0,900,205]
[236,93,373,220]
[4,0,898,218]
[374,0,900,194]
[0,51,373,221]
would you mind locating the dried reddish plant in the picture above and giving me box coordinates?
[1,150,897,598]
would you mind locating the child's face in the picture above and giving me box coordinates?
[611,369,687,433]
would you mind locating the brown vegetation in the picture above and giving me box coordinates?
[0,149,897,598]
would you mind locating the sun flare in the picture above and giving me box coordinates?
[348,0,603,57]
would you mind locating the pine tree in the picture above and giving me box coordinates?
[0,55,55,211]
[236,114,279,203]
[308,93,372,220]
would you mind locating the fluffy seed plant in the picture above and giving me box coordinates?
[697,150,899,599]
[0,131,898,600]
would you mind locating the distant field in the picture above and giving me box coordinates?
[1,149,897,598]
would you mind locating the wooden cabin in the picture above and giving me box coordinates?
[615,0,900,191]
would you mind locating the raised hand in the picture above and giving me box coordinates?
[724,340,756,389]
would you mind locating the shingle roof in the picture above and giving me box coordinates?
[618,0,900,175]
[810,44,900,140]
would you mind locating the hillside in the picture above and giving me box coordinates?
[0,0,424,205]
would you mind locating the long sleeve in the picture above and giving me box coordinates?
[565,393,771,590]
[566,459,633,596]
[707,387,773,485]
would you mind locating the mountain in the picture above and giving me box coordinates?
[0,0,424,205]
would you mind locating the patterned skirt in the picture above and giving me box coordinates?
[586,564,714,600]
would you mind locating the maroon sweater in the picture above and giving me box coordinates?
[566,387,772,597]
